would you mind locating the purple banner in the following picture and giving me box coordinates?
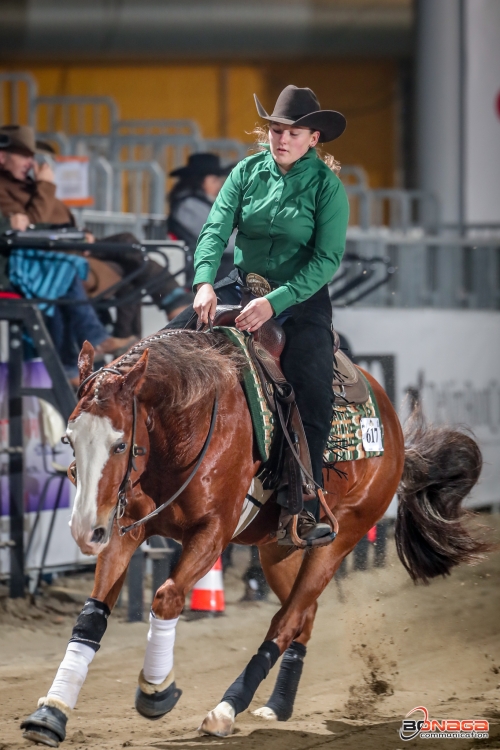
[0,360,72,516]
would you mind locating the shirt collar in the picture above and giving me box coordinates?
[263,146,319,178]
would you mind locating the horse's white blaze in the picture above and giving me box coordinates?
[67,412,122,547]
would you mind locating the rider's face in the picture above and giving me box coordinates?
[268,123,320,172]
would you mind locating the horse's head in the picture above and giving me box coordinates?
[66,341,150,555]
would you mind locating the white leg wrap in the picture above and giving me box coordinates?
[46,642,95,710]
[143,613,179,685]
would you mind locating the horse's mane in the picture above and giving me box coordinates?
[106,330,246,410]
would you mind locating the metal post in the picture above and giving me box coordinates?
[127,547,145,622]
[416,0,462,226]
[8,321,24,598]
[353,535,369,571]
[148,537,174,603]
[373,521,388,568]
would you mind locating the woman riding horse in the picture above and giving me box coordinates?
[168,85,349,545]
[20,86,488,748]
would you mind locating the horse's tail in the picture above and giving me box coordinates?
[395,405,491,584]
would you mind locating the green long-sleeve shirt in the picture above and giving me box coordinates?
[193,146,349,316]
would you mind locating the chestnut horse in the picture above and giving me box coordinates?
[21,329,485,747]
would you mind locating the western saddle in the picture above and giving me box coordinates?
[196,302,368,548]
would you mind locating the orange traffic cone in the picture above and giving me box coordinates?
[190,557,225,616]
[367,525,377,544]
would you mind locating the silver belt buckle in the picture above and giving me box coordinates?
[245,272,272,297]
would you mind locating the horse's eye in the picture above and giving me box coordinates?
[114,443,127,454]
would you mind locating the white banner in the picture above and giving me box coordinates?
[333,308,500,509]
[465,0,500,223]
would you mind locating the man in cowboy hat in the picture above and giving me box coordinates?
[0,124,73,229]
[168,153,236,285]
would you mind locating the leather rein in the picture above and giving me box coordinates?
[75,365,219,536]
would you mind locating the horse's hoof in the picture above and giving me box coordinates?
[135,682,182,720]
[198,701,235,737]
[21,704,68,747]
[252,706,278,720]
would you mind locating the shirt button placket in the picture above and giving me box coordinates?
[270,183,283,224]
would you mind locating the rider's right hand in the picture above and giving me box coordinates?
[193,283,217,325]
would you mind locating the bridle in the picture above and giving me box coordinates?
[72,362,219,537]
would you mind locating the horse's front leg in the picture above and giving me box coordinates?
[134,522,227,721]
[21,527,142,748]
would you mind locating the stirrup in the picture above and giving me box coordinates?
[277,490,339,549]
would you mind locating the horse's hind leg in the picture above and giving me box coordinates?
[21,530,142,748]
[252,544,316,723]
[199,518,375,737]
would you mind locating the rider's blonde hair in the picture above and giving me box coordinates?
[250,124,341,174]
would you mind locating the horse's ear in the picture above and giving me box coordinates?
[123,348,149,394]
[78,341,95,385]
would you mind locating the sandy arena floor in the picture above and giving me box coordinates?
[0,519,499,750]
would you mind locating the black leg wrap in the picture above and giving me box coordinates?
[265,641,306,721]
[69,598,110,652]
[221,640,280,715]
[21,705,68,748]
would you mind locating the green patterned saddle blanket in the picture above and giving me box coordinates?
[217,326,385,465]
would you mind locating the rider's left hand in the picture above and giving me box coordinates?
[235,298,274,332]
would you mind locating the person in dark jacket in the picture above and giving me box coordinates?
[168,153,236,286]
[0,125,193,336]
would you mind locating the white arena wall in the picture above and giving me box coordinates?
[333,307,500,510]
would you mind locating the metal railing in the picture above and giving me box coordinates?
[338,229,500,310]
[344,187,440,233]
[31,95,119,136]
[71,209,168,241]
[204,138,250,165]
[113,119,202,139]
[0,72,38,125]
[111,161,166,214]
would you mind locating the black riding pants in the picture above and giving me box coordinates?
[164,278,334,514]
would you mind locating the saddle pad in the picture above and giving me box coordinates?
[324,376,384,464]
[216,327,384,466]
[217,327,275,461]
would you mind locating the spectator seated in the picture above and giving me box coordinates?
[0,125,194,338]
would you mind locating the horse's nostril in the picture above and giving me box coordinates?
[91,527,106,544]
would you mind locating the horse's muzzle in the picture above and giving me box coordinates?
[71,508,116,555]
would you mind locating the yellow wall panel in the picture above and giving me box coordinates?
[2,60,398,187]
[227,66,266,143]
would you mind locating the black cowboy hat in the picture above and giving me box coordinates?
[0,125,55,156]
[170,153,232,179]
[254,85,346,143]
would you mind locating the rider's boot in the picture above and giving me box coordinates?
[277,508,332,546]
